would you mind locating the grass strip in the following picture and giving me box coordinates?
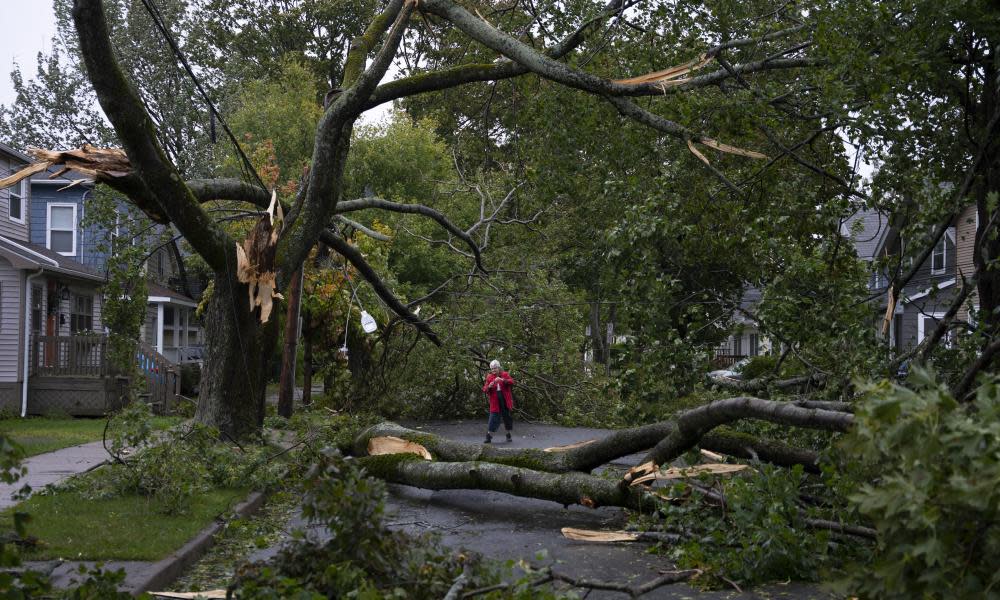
[0,416,181,457]
[5,487,247,561]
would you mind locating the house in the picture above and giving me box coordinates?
[843,206,975,350]
[28,167,204,364]
[0,141,120,416]
[713,287,770,367]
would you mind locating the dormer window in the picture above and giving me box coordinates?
[931,236,946,274]
[6,179,24,224]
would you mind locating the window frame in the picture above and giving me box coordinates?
[46,203,78,256]
[70,293,94,333]
[7,179,25,224]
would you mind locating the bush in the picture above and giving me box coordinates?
[840,370,1000,598]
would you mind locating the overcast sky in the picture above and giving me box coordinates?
[0,3,57,109]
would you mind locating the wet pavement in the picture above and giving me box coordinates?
[257,420,830,599]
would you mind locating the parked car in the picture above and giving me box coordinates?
[708,357,752,381]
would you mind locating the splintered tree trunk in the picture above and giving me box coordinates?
[196,269,279,439]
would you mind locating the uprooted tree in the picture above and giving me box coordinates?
[56,0,832,438]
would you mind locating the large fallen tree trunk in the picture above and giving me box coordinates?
[356,455,665,512]
[642,397,853,466]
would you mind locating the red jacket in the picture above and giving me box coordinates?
[483,371,515,412]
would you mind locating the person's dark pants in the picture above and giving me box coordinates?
[487,403,513,433]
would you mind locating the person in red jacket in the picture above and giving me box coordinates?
[482,359,515,443]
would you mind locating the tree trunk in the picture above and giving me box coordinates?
[589,301,606,365]
[278,267,304,418]
[302,310,313,407]
[196,268,279,439]
[357,456,662,512]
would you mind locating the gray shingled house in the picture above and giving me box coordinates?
[843,206,978,351]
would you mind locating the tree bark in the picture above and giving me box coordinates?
[277,267,304,418]
[302,310,313,407]
[357,456,663,512]
[643,397,853,466]
[195,268,279,439]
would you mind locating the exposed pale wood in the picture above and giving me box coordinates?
[367,436,432,460]
[561,527,640,542]
[630,463,750,486]
[543,439,596,452]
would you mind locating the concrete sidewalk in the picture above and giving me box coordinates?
[0,441,108,509]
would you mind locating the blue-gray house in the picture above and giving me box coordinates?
[27,166,203,365]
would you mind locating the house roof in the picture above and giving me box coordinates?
[147,282,198,307]
[30,165,96,187]
[0,141,31,164]
[842,209,892,261]
[0,235,106,282]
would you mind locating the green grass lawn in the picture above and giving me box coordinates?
[0,416,182,457]
[7,487,248,561]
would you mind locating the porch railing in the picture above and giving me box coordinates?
[137,342,180,413]
[30,334,109,377]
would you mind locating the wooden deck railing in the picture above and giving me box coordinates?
[29,335,180,415]
[30,334,109,377]
[137,342,180,413]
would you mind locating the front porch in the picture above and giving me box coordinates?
[27,334,178,416]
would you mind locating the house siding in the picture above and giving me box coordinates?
[30,185,107,271]
[0,258,23,383]
[955,205,978,321]
[0,155,30,242]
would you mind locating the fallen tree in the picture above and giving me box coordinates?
[355,396,846,477]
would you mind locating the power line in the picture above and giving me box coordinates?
[137,0,267,192]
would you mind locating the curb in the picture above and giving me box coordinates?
[134,491,267,595]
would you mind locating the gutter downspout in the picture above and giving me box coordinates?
[22,269,44,417]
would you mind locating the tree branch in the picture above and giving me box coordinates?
[335,197,486,272]
[319,229,441,345]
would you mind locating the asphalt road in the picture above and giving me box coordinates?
[374,420,831,600]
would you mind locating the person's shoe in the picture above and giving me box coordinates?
[484,434,492,444]
[505,432,512,442]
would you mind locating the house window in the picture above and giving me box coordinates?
[918,313,952,347]
[47,204,77,256]
[733,335,742,356]
[70,294,94,333]
[931,237,947,274]
[7,179,24,223]
[749,333,760,356]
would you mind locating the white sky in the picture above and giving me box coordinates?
[0,2,58,109]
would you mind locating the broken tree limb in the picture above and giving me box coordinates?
[700,431,821,473]
[355,455,664,512]
[643,397,853,466]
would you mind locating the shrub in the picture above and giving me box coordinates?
[841,370,1000,598]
